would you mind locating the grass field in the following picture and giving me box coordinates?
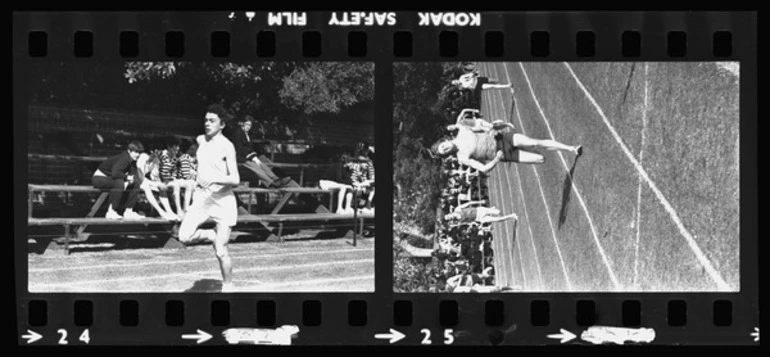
[29,233,374,292]
[481,62,739,292]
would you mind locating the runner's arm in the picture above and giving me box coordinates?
[457,152,501,174]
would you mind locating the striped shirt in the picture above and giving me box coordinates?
[176,154,196,180]
[347,158,375,185]
[159,150,179,183]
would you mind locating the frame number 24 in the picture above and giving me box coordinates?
[57,329,90,344]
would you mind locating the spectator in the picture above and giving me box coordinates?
[229,115,292,189]
[159,136,191,219]
[92,140,144,219]
[318,152,355,214]
[444,201,517,225]
[135,140,178,220]
[348,146,375,214]
[176,139,198,214]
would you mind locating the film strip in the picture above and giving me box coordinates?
[14,11,757,346]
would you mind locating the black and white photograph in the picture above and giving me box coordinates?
[393,61,739,292]
[27,61,376,292]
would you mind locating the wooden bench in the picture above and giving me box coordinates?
[28,184,340,217]
[28,183,356,248]
[29,212,375,255]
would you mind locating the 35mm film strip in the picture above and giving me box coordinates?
[13,11,757,346]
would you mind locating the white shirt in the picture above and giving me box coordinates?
[457,72,478,90]
[136,153,160,181]
[196,132,237,195]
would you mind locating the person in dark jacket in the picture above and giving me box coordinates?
[92,140,144,219]
[229,115,292,188]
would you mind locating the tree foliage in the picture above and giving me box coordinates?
[393,62,473,234]
[279,62,374,114]
[29,61,374,139]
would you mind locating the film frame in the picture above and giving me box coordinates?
[13,10,757,346]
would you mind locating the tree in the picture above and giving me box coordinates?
[123,61,373,115]
[28,61,374,139]
[279,62,374,114]
[392,62,475,234]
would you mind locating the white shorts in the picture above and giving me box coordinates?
[475,207,500,221]
[184,189,238,227]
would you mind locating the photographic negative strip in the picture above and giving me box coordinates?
[14,10,757,346]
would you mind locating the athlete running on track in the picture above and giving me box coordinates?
[432,110,583,173]
[177,104,241,292]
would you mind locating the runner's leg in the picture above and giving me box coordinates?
[512,133,578,154]
[213,223,233,284]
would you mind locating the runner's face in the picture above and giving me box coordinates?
[438,141,454,155]
[205,113,225,136]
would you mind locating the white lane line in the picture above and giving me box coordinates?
[515,62,621,291]
[493,170,514,288]
[507,64,572,291]
[486,63,516,288]
[490,74,527,289]
[29,247,370,273]
[491,64,528,289]
[239,274,375,289]
[497,62,544,288]
[29,258,373,289]
[633,63,649,289]
[513,164,544,290]
[563,62,731,291]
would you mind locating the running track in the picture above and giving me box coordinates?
[481,62,739,292]
[29,236,374,292]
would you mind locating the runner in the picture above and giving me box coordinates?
[451,70,512,105]
[177,104,241,292]
[444,200,518,225]
[431,112,582,173]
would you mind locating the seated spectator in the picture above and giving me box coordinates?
[135,141,178,220]
[230,115,292,189]
[444,201,518,225]
[92,140,144,219]
[348,146,375,214]
[446,266,494,292]
[175,140,198,214]
[318,152,356,214]
[159,136,191,219]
